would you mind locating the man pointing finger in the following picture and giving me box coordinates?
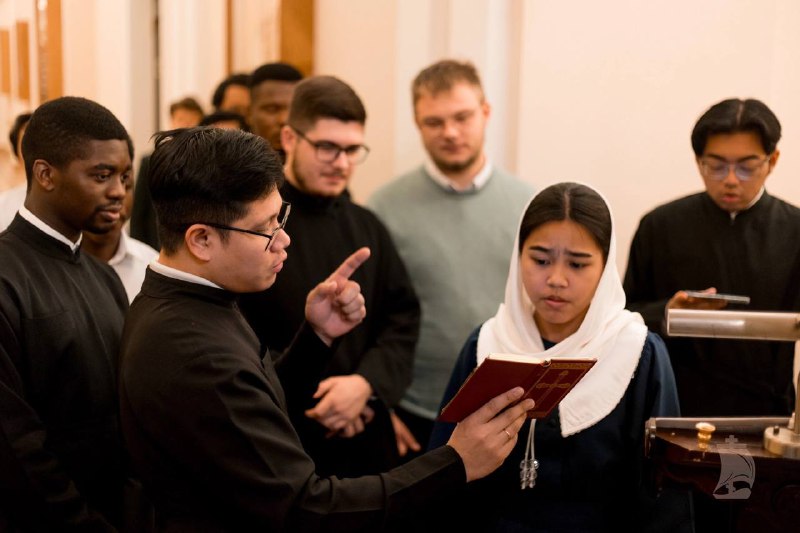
[119,127,534,531]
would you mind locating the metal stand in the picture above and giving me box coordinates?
[645,416,799,532]
[763,385,800,458]
[667,309,800,459]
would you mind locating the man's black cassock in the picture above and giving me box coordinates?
[624,192,800,416]
[0,215,128,531]
[129,153,160,250]
[120,269,462,532]
[239,182,420,476]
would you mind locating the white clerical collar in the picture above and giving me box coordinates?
[729,186,765,221]
[424,158,493,193]
[149,260,223,289]
[18,205,82,252]
[108,230,129,266]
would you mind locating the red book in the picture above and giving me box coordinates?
[438,354,596,423]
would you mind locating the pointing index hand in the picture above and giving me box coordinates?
[306,247,371,345]
[327,247,371,288]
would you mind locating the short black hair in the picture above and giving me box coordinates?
[199,110,249,131]
[691,98,781,156]
[519,182,612,263]
[249,62,303,89]
[288,76,366,131]
[148,128,284,254]
[169,96,204,117]
[21,97,133,184]
[211,73,250,109]
[8,111,32,161]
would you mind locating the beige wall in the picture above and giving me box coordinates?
[230,0,280,74]
[61,0,156,165]
[158,0,226,131]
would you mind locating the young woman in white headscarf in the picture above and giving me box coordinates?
[429,183,686,532]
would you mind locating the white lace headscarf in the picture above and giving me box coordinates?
[477,182,647,436]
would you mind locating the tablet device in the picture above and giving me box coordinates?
[683,291,750,305]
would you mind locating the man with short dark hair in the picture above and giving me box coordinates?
[168,96,204,129]
[130,103,251,251]
[0,97,131,530]
[119,126,532,531]
[624,98,800,418]
[239,76,421,478]
[211,72,251,117]
[248,61,303,159]
[369,60,534,457]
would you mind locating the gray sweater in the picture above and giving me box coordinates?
[369,165,534,419]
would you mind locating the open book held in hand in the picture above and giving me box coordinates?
[438,353,597,423]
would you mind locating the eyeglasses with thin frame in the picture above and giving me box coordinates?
[195,201,291,251]
[291,126,370,164]
[698,155,772,182]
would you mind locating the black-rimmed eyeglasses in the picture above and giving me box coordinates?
[196,201,291,251]
[291,126,370,164]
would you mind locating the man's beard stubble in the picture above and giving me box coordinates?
[432,150,480,175]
